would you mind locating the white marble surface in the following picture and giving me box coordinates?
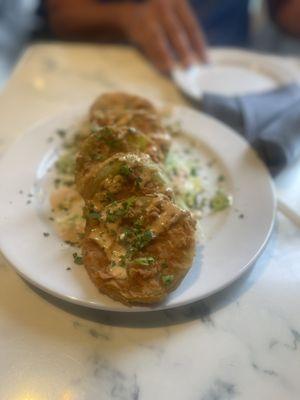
[0,43,300,400]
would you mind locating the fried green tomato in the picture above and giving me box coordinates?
[76,125,164,184]
[89,92,157,117]
[89,92,171,154]
[82,194,196,305]
[76,153,173,204]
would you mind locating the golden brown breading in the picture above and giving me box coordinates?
[73,92,197,306]
[89,92,157,117]
[82,194,196,305]
[76,125,164,186]
[89,92,171,154]
[76,153,173,205]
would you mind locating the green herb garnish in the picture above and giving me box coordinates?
[73,252,83,265]
[133,257,155,266]
[55,154,75,175]
[119,255,127,267]
[120,227,154,254]
[56,129,67,138]
[119,164,132,177]
[210,191,230,212]
[106,198,135,223]
[88,211,101,220]
[135,176,143,188]
[190,167,197,176]
[162,275,174,285]
[133,230,154,250]
[105,192,115,202]
[91,153,103,161]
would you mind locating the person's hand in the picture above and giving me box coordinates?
[273,0,300,37]
[120,0,208,73]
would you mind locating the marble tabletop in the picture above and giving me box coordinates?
[0,43,300,400]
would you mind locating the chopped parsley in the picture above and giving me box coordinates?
[162,275,174,285]
[133,230,154,251]
[190,167,197,176]
[172,167,178,176]
[184,192,196,208]
[120,227,154,254]
[91,153,103,161]
[135,176,143,188]
[56,129,67,138]
[88,211,101,220]
[119,164,132,177]
[133,257,155,266]
[105,192,115,203]
[55,154,75,175]
[106,198,135,223]
[92,126,120,148]
[106,211,119,223]
[54,178,61,187]
[119,255,127,268]
[58,203,68,212]
[210,191,230,212]
[73,252,83,265]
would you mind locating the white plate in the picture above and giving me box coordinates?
[173,48,299,100]
[0,104,275,312]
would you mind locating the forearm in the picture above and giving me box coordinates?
[47,0,133,40]
[267,0,300,37]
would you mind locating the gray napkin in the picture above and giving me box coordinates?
[202,84,300,175]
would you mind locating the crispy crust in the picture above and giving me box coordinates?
[75,125,164,186]
[82,195,196,305]
[74,92,197,306]
[89,92,171,154]
[76,152,173,204]
[89,92,157,117]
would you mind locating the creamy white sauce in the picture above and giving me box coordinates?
[165,133,231,219]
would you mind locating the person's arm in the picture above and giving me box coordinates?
[267,0,300,37]
[45,0,208,72]
[46,0,130,40]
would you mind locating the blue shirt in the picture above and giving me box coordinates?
[190,0,250,46]
[37,0,250,46]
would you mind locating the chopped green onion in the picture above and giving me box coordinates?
[73,252,83,265]
[210,191,230,212]
[88,211,101,220]
[162,275,174,285]
[133,257,155,266]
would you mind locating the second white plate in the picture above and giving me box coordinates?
[173,48,299,100]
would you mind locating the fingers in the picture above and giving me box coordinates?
[131,16,175,73]
[158,3,195,67]
[175,0,208,63]
[125,0,206,73]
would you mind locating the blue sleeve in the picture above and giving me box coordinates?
[190,0,250,46]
